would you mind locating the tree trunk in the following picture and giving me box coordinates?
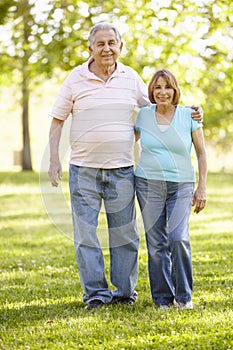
[21,75,32,171]
[21,4,33,171]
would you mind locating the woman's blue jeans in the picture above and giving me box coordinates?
[135,177,194,306]
[69,164,139,304]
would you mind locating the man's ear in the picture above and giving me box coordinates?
[119,42,123,52]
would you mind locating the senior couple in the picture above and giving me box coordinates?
[48,23,207,311]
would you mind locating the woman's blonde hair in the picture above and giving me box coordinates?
[148,69,181,105]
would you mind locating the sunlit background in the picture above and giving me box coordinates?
[0,0,232,173]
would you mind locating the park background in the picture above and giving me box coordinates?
[0,0,232,173]
[0,1,233,349]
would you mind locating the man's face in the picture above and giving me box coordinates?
[89,29,123,67]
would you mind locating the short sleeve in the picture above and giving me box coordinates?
[132,70,150,107]
[135,110,142,131]
[191,117,202,132]
[184,107,202,132]
[51,74,74,120]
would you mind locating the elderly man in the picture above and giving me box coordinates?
[48,22,202,310]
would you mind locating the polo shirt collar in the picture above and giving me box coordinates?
[81,58,126,79]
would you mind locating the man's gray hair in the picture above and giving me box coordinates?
[88,22,122,47]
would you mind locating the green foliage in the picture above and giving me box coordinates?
[0,171,233,349]
[0,0,232,149]
[0,0,13,24]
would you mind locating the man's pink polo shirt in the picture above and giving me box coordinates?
[51,59,149,169]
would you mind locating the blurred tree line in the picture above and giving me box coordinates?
[0,0,232,170]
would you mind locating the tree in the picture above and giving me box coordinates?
[1,0,35,170]
[0,0,93,170]
[0,0,232,171]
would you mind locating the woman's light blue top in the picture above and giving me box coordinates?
[135,104,201,182]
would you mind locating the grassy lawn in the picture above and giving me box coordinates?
[0,171,232,350]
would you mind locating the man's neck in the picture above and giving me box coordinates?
[89,60,116,81]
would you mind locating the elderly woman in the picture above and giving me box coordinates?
[135,69,207,309]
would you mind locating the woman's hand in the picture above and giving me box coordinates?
[192,187,206,213]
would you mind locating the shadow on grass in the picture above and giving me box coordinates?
[0,300,84,326]
[0,299,145,328]
[0,171,40,185]
[1,297,232,330]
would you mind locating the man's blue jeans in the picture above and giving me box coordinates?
[135,177,194,306]
[69,164,139,304]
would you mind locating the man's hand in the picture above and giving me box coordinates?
[48,160,62,187]
[191,105,203,122]
[48,117,64,187]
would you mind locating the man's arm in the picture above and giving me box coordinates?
[48,117,64,187]
[190,105,203,122]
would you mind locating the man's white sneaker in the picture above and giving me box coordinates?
[173,299,193,310]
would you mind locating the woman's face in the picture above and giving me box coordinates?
[153,76,175,106]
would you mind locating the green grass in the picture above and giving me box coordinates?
[0,171,233,350]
